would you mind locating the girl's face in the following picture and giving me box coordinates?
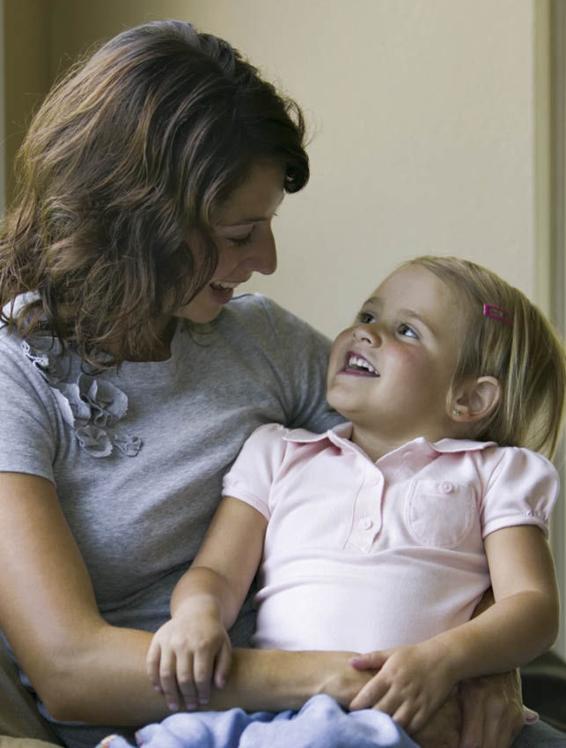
[176,161,285,323]
[327,264,467,445]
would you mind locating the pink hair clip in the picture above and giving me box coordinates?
[482,304,512,326]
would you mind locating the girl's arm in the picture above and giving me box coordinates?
[0,473,371,725]
[146,497,268,709]
[171,497,267,626]
[443,525,558,676]
[349,525,558,733]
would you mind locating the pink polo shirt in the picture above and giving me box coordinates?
[223,423,558,653]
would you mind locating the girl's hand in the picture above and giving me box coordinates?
[146,611,232,712]
[348,641,457,734]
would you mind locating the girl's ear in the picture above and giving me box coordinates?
[449,376,501,424]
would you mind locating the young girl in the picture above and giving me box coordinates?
[146,255,565,738]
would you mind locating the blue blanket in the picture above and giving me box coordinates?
[97,694,418,748]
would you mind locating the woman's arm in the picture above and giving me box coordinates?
[0,472,173,725]
[0,474,371,726]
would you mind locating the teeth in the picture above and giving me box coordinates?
[211,281,239,290]
[347,354,378,375]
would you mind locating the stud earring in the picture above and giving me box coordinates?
[452,408,462,417]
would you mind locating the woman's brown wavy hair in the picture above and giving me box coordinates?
[0,20,309,366]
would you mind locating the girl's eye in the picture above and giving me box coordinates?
[398,323,418,339]
[356,311,375,324]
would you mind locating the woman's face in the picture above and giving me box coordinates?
[176,161,285,323]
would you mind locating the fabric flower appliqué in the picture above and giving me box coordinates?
[21,337,142,459]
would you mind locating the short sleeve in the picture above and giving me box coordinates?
[481,447,559,538]
[255,297,343,433]
[0,336,57,481]
[222,423,288,520]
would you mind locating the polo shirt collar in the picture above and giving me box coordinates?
[283,423,496,459]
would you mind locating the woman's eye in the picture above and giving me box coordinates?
[228,231,254,247]
[398,323,418,339]
[356,311,375,324]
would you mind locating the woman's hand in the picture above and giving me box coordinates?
[458,670,526,748]
[411,690,461,748]
[146,609,232,712]
[348,641,457,734]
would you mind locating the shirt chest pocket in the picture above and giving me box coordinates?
[404,480,476,549]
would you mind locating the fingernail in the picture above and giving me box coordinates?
[185,701,197,710]
[200,698,209,705]
[168,702,179,712]
[524,708,539,724]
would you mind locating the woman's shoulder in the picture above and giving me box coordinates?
[224,293,323,336]
[222,293,331,360]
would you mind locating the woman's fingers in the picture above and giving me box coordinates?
[458,674,523,748]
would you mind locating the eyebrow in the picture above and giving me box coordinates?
[217,217,267,227]
[216,195,285,228]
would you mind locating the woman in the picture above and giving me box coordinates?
[0,19,549,748]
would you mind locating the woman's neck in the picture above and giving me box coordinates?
[103,316,177,362]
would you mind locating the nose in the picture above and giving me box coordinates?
[352,324,381,346]
[243,226,277,276]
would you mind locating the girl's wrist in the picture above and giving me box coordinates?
[424,633,466,685]
[172,593,221,620]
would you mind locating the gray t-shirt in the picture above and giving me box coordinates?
[0,293,341,747]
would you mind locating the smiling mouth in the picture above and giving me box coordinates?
[343,352,379,377]
[210,281,240,292]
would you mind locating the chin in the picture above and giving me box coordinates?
[326,391,351,419]
[175,304,222,324]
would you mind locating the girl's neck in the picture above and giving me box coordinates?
[349,426,404,462]
[350,422,466,463]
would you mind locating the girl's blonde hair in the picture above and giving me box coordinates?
[402,256,566,458]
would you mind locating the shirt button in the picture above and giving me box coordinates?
[441,481,454,494]
[358,517,373,530]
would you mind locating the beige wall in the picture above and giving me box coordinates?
[183,0,541,339]
[4,0,51,203]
